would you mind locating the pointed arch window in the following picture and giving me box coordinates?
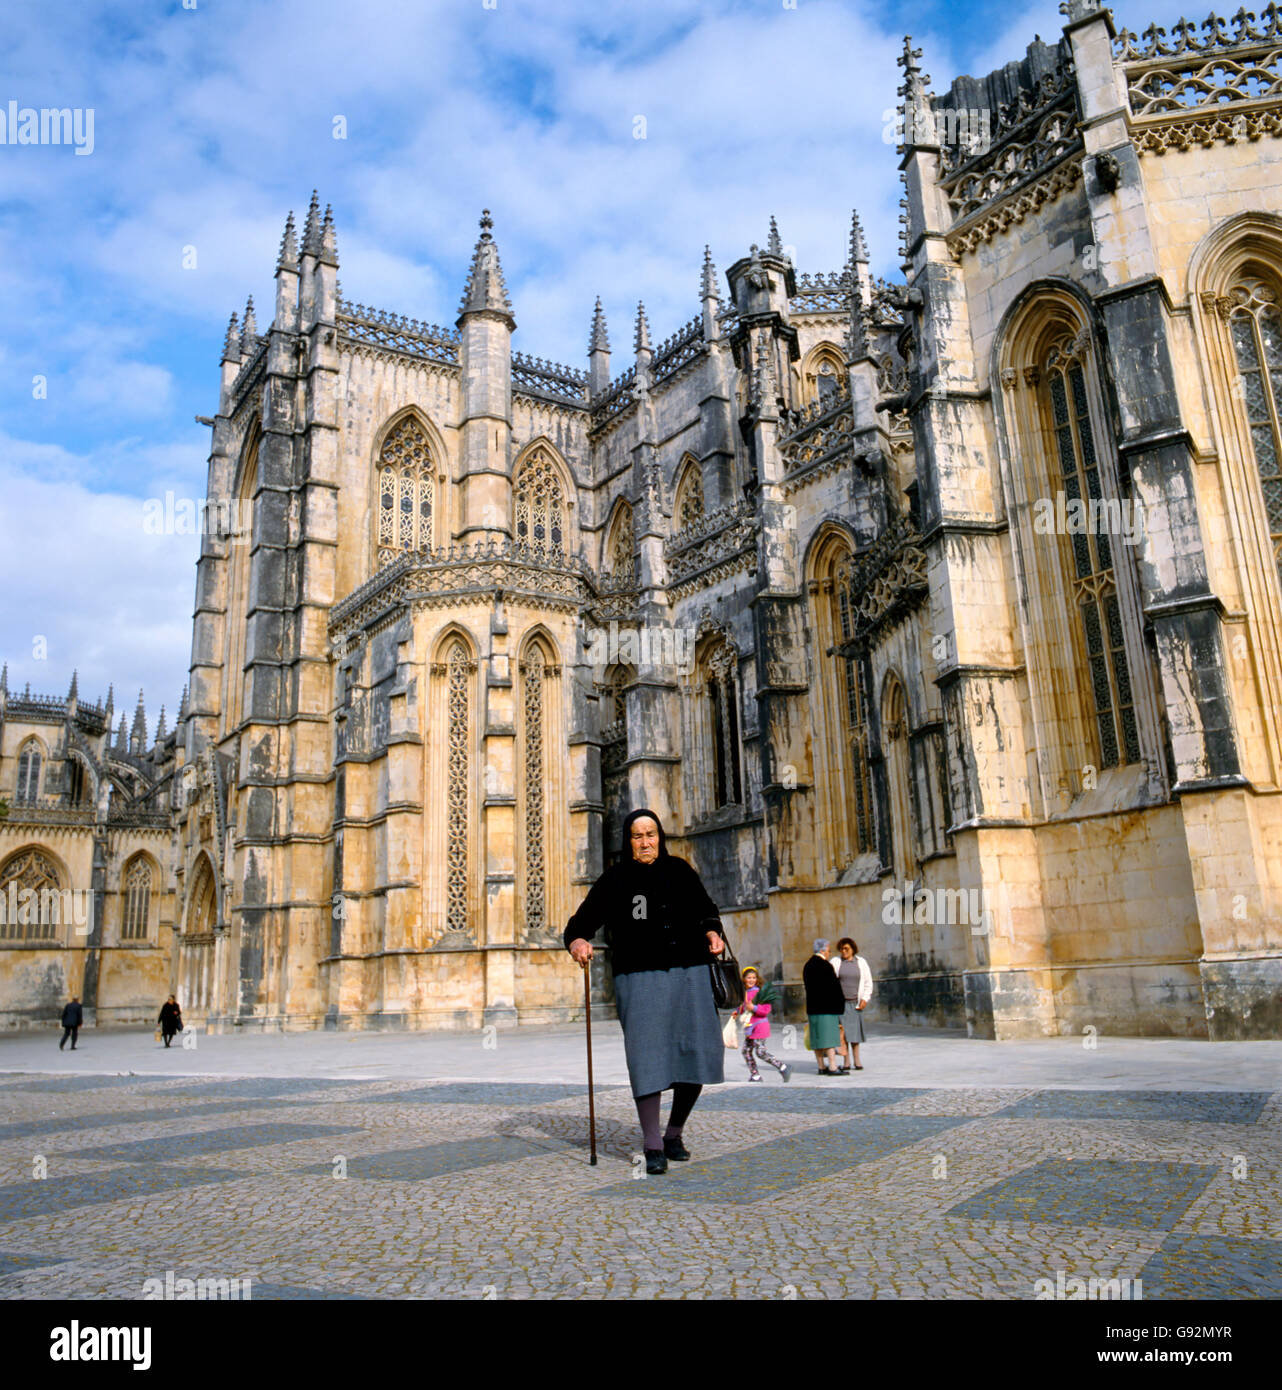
[0,848,61,942]
[704,640,743,808]
[377,416,435,569]
[832,557,876,854]
[15,741,41,802]
[883,676,916,883]
[1228,277,1282,589]
[122,856,152,941]
[514,450,565,554]
[600,662,633,776]
[674,459,705,531]
[803,345,847,408]
[1044,339,1141,768]
[607,503,635,579]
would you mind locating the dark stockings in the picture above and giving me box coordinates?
[634,1082,703,1151]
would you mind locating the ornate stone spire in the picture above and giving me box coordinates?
[767,216,784,257]
[700,245,720,302]
[277,210,299,271]
[457,209,514,321]
[115,715,128,752]
[319,203,339,267]
[634,301,652,355]
[1,663,8,696]
[301,189,323,257]
[850,210,869,265]
[130,690,147,754]
[104,684,114,720]
[589,297,610,353]
[155,706,167,743]
[241,295,257,343]
[222,312,241,363]
[897,36,935,148]
[67,669,79,704]
[178,684,188,722]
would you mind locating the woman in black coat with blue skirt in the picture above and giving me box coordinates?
[565,808,726,1174]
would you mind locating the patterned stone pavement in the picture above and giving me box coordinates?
[0,1045,1278,1301]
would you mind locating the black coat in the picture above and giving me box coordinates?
[60,1002,83,1027]
[563,808,724,977]
[803,955,845,1016]
[158,1002,182,1032]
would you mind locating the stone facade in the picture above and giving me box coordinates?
[4,0,1282,1039]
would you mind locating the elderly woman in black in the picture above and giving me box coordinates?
[565,808,726,1175]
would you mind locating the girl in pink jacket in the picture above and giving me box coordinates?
[736,966,792,1083]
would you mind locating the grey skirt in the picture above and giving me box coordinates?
[613,965,726,1098]
[842,1000,867,1045]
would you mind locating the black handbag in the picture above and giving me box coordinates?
[708,927,745,1012]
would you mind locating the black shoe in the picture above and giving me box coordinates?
[644,1149,668,1175]
[663,1135,690,1162]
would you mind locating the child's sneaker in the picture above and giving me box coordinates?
[780,1064,792,1083]
[748,1073,763,1082]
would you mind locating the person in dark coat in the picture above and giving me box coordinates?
[803,939,845,1075]
[158,996,183,1047]
[59,996,83,1050]
[565,808,726,1174]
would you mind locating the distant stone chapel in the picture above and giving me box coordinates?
[3,0,1281,1039]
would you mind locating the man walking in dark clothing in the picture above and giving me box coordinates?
[59,997,83,1050]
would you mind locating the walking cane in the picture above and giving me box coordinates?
[581,958,598,1165]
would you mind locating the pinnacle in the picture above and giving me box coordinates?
[850,210,869,264]
[242,296,257,342]
[589,297,610,354]
[302,189,323,256]
[155,706,168,742]
[178,684,189,720]
[277,211,299,271]
[67,669,79,702]
[700,245,720,301]
[320,203,338,266]
[457,209,513,321]
[634,302,652,355]
[222,312,241,362]
[767,216,783,257]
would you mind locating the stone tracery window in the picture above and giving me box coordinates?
[443,640,472,945]
[377,416,435,569]
[514,450,564,553]
[1227,276,1282,590]
[703,639,743,808]
[606,502,635,579]
[600,663,633,776]
[832,556,877,855]
[0,847,61,942]
[674,458,705,531]
[15,740,41,802]
[804,345,847,408]
[1044,338,1141,768]
[520,647,547,941]
[122,856,152,941]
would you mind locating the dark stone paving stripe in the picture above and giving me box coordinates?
[72,1122,363,1164]
[0,1250,69,1276]
[162,1078,356,1100]
[598,1115,964,1204]
[946,1158,1219,1231]
[996,1090,1271,1125]
[1139,1233,1282,1298]
[353,1082,625,1106]
[0,1166,246,1222]
[4,1076,174,1094]
[694,1086,928,1114]
[298,1135,547,1180]
[0,1099,316,1143]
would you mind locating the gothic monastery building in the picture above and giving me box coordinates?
[3,1,1281,1039]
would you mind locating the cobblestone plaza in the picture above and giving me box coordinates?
[0,1024,1278,1301]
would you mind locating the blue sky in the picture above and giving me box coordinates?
[0,0,1172,732]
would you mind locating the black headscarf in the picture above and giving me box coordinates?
[618,807,669,862]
